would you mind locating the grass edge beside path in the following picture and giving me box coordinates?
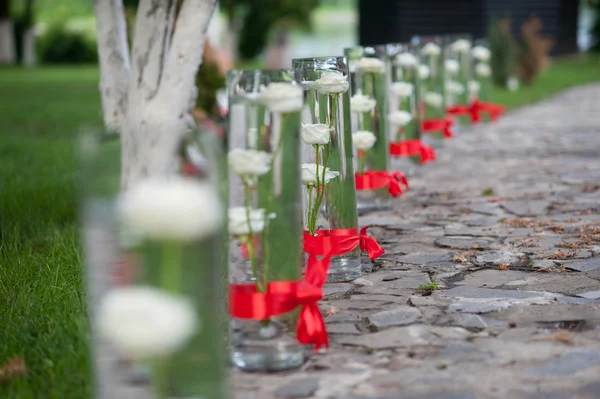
[492,54,600,110]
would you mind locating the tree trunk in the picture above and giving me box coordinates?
[265,25,290,69]
[22,27,36,67]
[94,0,217,188]
[0,0,15,65]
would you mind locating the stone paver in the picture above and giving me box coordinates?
[233,86,600,398]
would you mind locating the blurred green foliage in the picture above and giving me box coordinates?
[196,60,226,118]
[488,18,517,87]
[38,24,98,64]
[588,0,600,52]
[221,0,320,61]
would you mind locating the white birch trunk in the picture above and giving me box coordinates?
[94,0,130,132]
[22,28,36,67]
[94,0,217,188]
[0,19,16,64]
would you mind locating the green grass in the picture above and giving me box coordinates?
[0,66,100,398]
[492,54,600,109]
[0,56,598,396]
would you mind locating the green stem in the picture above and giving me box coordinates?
[151,360,169,399]
[307,186,314,235]
[359,154,365,174]
[243,182,263,292]
[161,242,182,294]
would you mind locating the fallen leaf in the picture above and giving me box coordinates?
[548,250,576,260]
[0,357,27,383]
[325,306,339,316]
[531,331,573,344]
[496,264,509,270]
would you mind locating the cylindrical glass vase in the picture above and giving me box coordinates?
[81,127,228,399]
[386,43,434,177]
[292,56,362,283]
[345,45,399,212]
[412,35,448,149]
[226,69,306,371]
[445,33,474,127]
[472,38,493,104]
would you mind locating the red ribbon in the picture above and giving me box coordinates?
[303,227,385,261]
[355,171,409,197]
[422,117,455,138]
[229,276,328,350]
[447,100,482,124]
[229,227,384,351]
[478,101,506,121]
[389,139,436,164]
[447,99,506,124]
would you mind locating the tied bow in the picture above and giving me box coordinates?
[229,278,327,350]
[355,171,409,198]
[389,139,436,164]
[422,117,455,138]
[303,227,385,262]
[447,99,485,124]
[478,101,506,121]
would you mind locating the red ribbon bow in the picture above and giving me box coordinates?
[477,101,506,121]
[422,117,455,138]
[303,227,385,261]
[355,171,409,197]
[229,275,328,350]
[447,100,482,124]
[389,139,436,164]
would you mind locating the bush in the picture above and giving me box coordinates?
[38,25,98,64]
[516,15,553,85]
[489,18,517,87]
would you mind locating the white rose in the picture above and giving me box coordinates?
[391,82,414,98]
[98,286,197,359]
[471,46,491,62]
[228,207,266,236]
[301,123,331,145]
[451,39,472,53]
[228,148,272,179]
[468,80,481,95]
[118,177,222,243]
[445,59,459,74]
[352,130,377,150]
[445,80,465,95]
[424,92,443,109]
[350,93,377,113]
[301,163,340,186]
[421,42,441,57]
[388,110,413,127]
[418,64,430,79]
[475,63,492,77]
[395,52,418,68]
[312,71,349,94]
[358,57,385,74]
[258,82,303,113]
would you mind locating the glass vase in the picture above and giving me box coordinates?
[80,126,228,399]
[386,43,435,177]
[412,35,449,149]
[445,33,474,128]
[345,45,403,212]
[471,38,499,123]
[226,69,307,371]
[292,56,362,283]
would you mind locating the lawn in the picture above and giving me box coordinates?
[0,66,100,398]
[0,55,599,397]
[492,54,600,109]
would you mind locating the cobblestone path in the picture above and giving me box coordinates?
[233,85,600,399]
